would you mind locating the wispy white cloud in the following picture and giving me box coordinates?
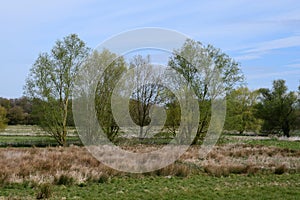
[244,36,300,53]
[233,35,300,61]
[247,69,300,80]
[285,63,300,68]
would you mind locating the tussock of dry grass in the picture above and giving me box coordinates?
[181,144,300,176]
[0,143,299,184]
[0,146,120,185]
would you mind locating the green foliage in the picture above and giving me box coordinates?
[25,34,90,146]
[0,97,35,125]
[0,106,8,130]
[256,79,298,137]
[164,100,181,136]
[54,174,75,186]
[168,39,244,144]
[93,50,127,141]
[0,97,10,110]
[225,87,263,133]
[7,106,25,125]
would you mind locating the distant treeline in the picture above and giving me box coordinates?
[0,97,74,126]
[0,78,299,138]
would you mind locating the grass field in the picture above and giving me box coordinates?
[0,135,81,147]
[219,135,300,150]
[0,125,81,147]
[0,126,299,199]
[1,174,300,200]
[244,139,300,150]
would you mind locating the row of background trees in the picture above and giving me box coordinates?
[0,80,299,136]
[0,34,299,145]
[224,83,300,137]
[0,97,74,127]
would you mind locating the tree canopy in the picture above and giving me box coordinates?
[255,79,298,137]
[168,39,244,144]
[224,87,262,134]
[25,34,90,146]
[20,33,300,145]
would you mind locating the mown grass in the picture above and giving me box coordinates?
[219,135,300,150]
[0,135,81,147]
[244,139,300,150]
[1,173,300,199]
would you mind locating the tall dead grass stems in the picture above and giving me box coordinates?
[0,144,299,185]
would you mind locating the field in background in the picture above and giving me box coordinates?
[0,125,80,147]
[1,125,300,148]
[0,125,300,199]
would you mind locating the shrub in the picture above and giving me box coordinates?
[154,163,192,177]
[0,172,9,186]
[97,174,109,184]
[204,165,230,177]
[274,164,288,175]
[36,183,52,199]
[54,174,75,186]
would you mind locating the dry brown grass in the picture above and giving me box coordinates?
[0,145,121,185]
[0,143,299,184]
[182,144,300,176]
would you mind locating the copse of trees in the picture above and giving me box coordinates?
[255,79,299,137]
[0,97,36,125]
[18,33,300,145]
[223,81,300,136]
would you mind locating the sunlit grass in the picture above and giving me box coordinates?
[1,174,300,200]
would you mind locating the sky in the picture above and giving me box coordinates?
[0,0,300,98]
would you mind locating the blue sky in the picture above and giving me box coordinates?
[0,0,300,98]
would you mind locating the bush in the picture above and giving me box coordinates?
[54,174,75,186]
[0,171,9,186]
[275,164,288,175]
[97,174,109,184]
[204,165,230,177]
[36,183,52,199]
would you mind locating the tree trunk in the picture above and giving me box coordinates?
[61,99,69,146]
[192,122,205,145]
[282,121,290,137]
[139,126,144,140]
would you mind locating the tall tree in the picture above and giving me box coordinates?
[25,34,90,146]
[168,39,244,144]
[128,55,164,138]
[224,87,262,134]
[94,50,127,141]
[164,99,181,137]
[256,79,298,137]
